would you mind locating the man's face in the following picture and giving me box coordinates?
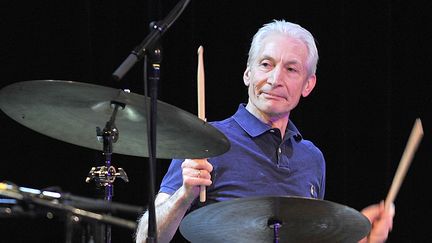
[244,34,316,119]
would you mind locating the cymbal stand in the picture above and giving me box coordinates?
[86,101,129,243]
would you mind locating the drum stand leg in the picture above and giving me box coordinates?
[65,213,97,243]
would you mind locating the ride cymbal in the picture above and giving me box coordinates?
[0,80,230,159]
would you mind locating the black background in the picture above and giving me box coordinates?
[1,0,431,242]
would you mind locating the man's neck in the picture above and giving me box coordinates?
[245,103,289,138]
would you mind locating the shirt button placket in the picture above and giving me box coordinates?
[277,147,282,165]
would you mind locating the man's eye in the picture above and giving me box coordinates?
[260,62,272,68]
[287,67,297,72]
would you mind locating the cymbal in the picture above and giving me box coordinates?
[0,80,230,158]
[179,196,371,243]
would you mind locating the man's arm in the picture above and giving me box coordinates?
[135,159,213,243]
[135,189,195,243]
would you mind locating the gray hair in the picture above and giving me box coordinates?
[247,20,319,75]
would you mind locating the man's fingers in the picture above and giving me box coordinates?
[181,159,213,172]
[182,167,212,180]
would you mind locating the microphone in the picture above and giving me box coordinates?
[112,0,191,81]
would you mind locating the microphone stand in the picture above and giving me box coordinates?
[111,1,191,242]
[145,47,161,243]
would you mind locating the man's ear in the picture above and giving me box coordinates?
[302,74,316,97]
[243,67,251,86]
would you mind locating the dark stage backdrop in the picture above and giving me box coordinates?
[1,1,431,242]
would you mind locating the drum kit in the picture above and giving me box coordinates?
[0,84,372,243]
[0,78,372,242]
[0,72,373,242]
[0,0,423,242]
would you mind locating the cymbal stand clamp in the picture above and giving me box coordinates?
[85,166,129,190]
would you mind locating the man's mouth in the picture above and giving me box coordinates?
[260,91,287,100]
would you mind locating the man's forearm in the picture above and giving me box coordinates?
[135,187,195,243]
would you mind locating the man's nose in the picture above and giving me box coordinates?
[267,65,283,86]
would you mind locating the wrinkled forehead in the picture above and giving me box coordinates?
[253,35,309,65]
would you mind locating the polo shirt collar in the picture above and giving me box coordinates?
[233,104,302,141]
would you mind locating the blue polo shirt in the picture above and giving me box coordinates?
[159,104,326,208]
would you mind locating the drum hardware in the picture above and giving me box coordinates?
[85,163,129,243]
[84,100,129,197]
[84,99,130,243]
[0,181,140,242]
[0,181,144,215]
[86,166,129,188]
[268,218,283,243]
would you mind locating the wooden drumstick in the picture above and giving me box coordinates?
[197,45,206,202]
[385,118,423,210]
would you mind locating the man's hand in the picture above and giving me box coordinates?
[181,159,213,198]
[359,201,395,243]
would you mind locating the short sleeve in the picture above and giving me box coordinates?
[159,159,184,195]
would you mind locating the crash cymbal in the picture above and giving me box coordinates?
[180,196,371,243]
[0,80,230,158]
